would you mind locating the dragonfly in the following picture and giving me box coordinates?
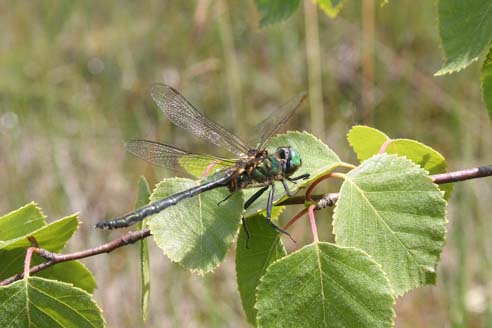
[96,84,310,240]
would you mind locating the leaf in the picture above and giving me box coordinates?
[254,0,300,27]
[436,0,492,75]
[333,154,447,296]
[481,45,492,121]
[0,202,46,241]
[0,276,104,328]
[0,207,94,293]
[347,125,453,199]
[315,0,344,18]
[0,248,25,279]
[148,178,243,274]
[385,139,453,199]
[136,176,152,210]
[136,176,151,323]
[0,245,96,295]
[245,131,342,215]
[256,243,395,328]
[347,125,389,162]
[0,214,79,251]
[236,213,286,324]
[38,261,97,294]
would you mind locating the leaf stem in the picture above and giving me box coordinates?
[339,162,357,169]
[283,207,309,230]
[308,205,319,243]
[23,248,35,279]
[378,139,392,153]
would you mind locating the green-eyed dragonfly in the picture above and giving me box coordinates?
[96,84,309,240]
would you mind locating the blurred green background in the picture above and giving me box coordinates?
[1,1,491,327]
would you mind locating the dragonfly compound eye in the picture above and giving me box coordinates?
[286,147,302,174]
[275,146,302,176]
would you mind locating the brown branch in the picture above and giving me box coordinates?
[2,164,491,286]
[278,164,492,208]
[431,165,492,184]
[0,228,151,286]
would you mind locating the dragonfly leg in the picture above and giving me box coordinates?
[281,179,294,197]
[286,173,310,183]
[266,183,296,243]
[217,193,234,206]
[241,216,251,249]
[244,185,269,210]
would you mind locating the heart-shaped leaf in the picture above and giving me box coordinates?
[256,243,395,327]
[333,154,447,295]
[148,178,243,274]
[0,277,104,327]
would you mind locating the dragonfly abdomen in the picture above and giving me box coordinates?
[96,174,232,229]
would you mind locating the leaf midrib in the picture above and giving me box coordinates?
[344,176,423,271]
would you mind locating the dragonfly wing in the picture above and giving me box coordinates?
[125,140,235,175]
[255,93,307,150]
[151,84,251,157]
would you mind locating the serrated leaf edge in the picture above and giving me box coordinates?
[254,242,396,327]
[149,177,241,275]
[332,153,447,296]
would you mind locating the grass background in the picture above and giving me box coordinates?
[1,1,491,327]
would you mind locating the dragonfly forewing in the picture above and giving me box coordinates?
[125,140,236,175]
[150,84,251,157]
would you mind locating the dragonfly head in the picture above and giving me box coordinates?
[275,146,302,176]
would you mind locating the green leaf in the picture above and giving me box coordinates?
[481,45,492,121]
[436,0,492,75]
[38,261,97,294]
[315,0,344,17]
[269,131,341,184]
[0,214,79,251]
[347,125,389,162]
[245,131,342,215]
[333,154,447,295]
[136,176,151,323]
[254,0,300,27]
[0,202,46,241]
[136,176,151,210]
[385,139,453,199]
[148,178,243,274]
[236,214,286,324]
[0,248,25,279]
[0,276,104,328]
[0,207,94,293]
[0,249,96,295]
[256,243,395,328]
[347,125,453,199]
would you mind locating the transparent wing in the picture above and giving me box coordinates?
[151,84,251,157]
[125,140,236,175]
[255,93,307,150]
